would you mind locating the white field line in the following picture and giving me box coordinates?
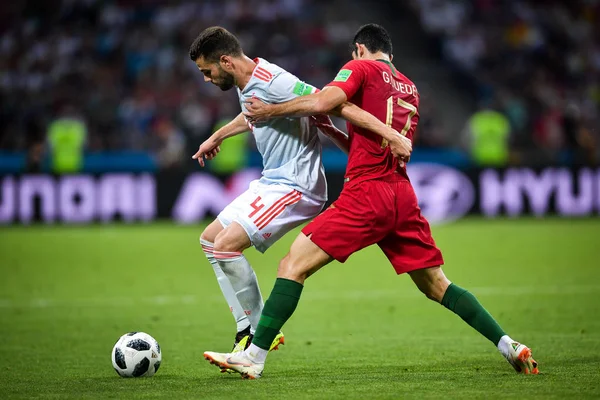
[0,284,598,310]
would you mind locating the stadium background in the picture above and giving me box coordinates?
[0,1,599,399]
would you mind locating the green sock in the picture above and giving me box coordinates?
[252,278,303,351]
[441,283,506,345]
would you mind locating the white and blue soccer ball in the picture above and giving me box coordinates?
[111,332,162,378]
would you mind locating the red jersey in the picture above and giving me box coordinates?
[326,59,419,184]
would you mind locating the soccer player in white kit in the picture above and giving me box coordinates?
[188,26,409,354]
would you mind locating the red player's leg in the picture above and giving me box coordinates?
[409,266,538,374]
[277,232,334,284]
[249,180,393,359]
[380,180,538,374]
[407,265,450,302]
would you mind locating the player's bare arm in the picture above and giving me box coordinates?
[309,114,350,154]
[192,112,249,167]
[245,87,412,160]
[336,101,412,162]
[244,86,345,120]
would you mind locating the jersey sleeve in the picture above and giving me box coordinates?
[325,60,366,99]
[265,72,319,103]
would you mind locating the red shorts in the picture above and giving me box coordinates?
[302,178,444,275]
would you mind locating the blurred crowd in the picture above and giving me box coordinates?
[414,0,599,164]
[1,0,598,170]
[0,0,356,169]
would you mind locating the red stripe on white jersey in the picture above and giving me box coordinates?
[254,190,300,227]
[256,67,273,79]
[254,73,271,82]
[253,67,272,82]
[256,191,302,230]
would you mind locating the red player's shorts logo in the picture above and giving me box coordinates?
[262,232,272,239]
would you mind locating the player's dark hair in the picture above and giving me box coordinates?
[351,24,393,56]
[189,26,243,63]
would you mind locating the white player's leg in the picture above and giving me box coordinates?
[200,220,251,347]
[205,182,323,376]
[205,233,333,379]
[212,222,263,334]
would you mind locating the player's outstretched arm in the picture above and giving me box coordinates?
[212,112,251,140]
[192,113,249,167]
[244,86,347,120]
[244,86,411,160]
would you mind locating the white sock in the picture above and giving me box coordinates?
[214,250,264,334]
[200,239,250,333]
[497,334,515,357]
[246,343,268,364]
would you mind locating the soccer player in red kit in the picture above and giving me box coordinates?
[203,24,538,379]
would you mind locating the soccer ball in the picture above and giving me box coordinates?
[111,332,162,377]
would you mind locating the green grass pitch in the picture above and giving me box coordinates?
[1,218,599,399]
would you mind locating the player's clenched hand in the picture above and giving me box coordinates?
[244,97,272,124]
[388,131,412,166]
[192,138,222,167]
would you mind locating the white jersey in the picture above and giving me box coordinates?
[236,58,327,202]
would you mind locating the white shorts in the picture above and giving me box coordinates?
[218,180,326,253]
